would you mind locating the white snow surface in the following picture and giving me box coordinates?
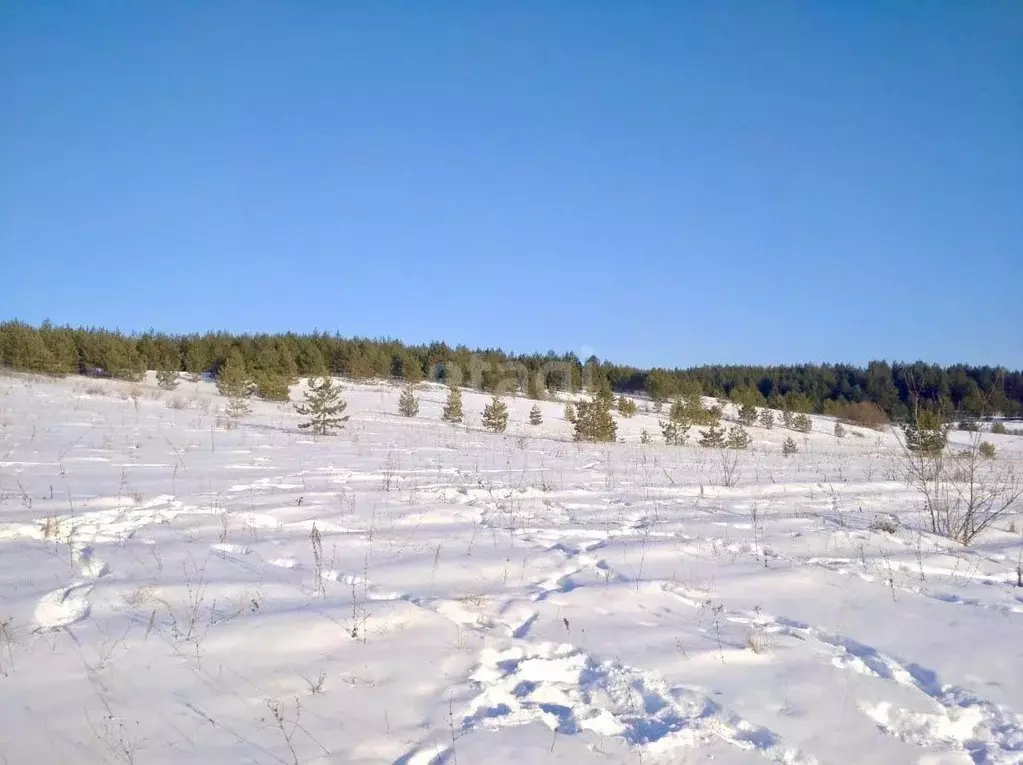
[1,372,1022,764]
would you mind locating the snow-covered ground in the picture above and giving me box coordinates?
[1,372,1022,764]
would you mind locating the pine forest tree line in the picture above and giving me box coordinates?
[2,320,1022,420]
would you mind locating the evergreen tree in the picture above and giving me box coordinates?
[640,429,652,445]
[781,405,795,429]
[156,368,179,390]
[834,422,847,438]
[0,321,59,374]
[38,321,79,375]
[225,395,251,423]
[782,437,798,456]
[442,386,463,423]
[738,402,758,427]
[902,410,948,455]
[529,404,543,425]
[295,377,349,435]
[759,408,774,429]
[482,396,508,433]
[254,373,291,402]
[725,425,751,450]
[616,396,638,417]
[792,413,812,433]
[216,350,251,399]
[668,396,689,425]
[398,384,420,417]
[563,402,577,424]
[297,344,328,377]
[574,397,617,443]
[593,376,616,409]
[660,420,690,446]
[698,424,726,448]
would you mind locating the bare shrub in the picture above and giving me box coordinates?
[869,514,900,534]
[166,396,188,410]
[901,431,1023,546]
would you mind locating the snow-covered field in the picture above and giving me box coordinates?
[1,372,1022,765]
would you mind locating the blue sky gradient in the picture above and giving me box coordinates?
[2,3,1021,368]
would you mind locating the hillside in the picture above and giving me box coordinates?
[1,372,1022,764]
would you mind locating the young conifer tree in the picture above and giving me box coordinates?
[617,396,638,417]
[792,413,812,433]
[442,386,463,423]
[398,383,420,417]
[295,376,349,435]
[574,397,617,443]
[216,350,251,399]
[725,425,751,450]
[782,437,798,456]
[563,402,577,424]
[529,404,543,425]
[759,408,774,429]
[698,424,726,448]
[155,350,181,390]
[482,396,509,433]
[660,420,690,446]
[737,403,757,427]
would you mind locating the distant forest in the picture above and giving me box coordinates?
[1,320,1021,420]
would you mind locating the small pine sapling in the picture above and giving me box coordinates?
[482,396,509,433]
[698,424,726,448]
[563,402,577,424]
[759,408,774,429]
[156,366,180,391]
[725,425,751,450]
[782,437,798,456]
[737,403,758,427]
[295,376,349,435]
[441,386,463,423]
[529,404,543,425]
[660,420,690,446]
[792,413,812,433]
[398,384,420,417]
[574,397,617,443]
[616,397,638,418]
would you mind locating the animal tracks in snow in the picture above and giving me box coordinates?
[772,617,1023,764]
[33,583,93,631]
[463,641,816,764]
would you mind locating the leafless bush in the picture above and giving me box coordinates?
[901,432,1023,546]
[304,669,326,695]
[86,696,144,765]
[869,513,900,535]
[264,698,301,765]
[718,449,741,487]
[0,616,17,676]
[166,396,189,410]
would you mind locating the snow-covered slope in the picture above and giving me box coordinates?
[1,373,1022,764]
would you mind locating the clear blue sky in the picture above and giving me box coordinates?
[2,3,1021,369]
